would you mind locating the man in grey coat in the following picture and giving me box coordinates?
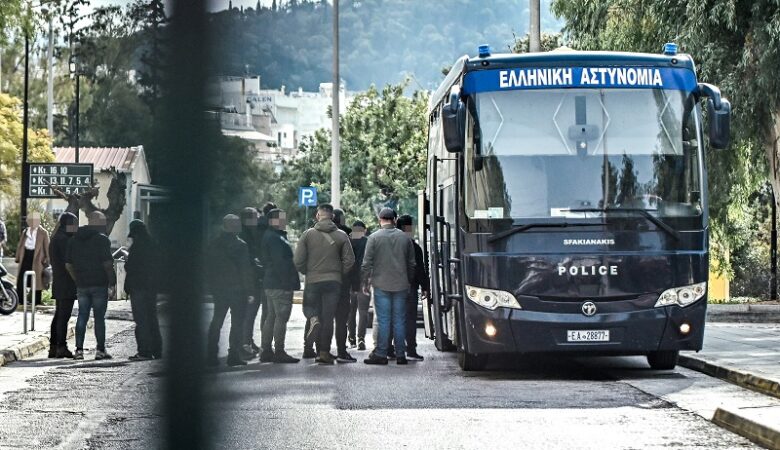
[361,208,415,365]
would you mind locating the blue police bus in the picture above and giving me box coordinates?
[421,44,731,371]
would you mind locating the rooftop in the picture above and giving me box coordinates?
[53,146,145,173]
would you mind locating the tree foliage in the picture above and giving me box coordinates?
[274,82,428,232]
[209,0,562,92]
[551,0,780,275]
[0,93,54,198]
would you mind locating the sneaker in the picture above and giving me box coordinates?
[227,351,247,366]
[387,348,396,359]
[364,352,388,365]
[239,345,256,360]
[250,341,261,354]
[95,350,113,360]
[302,347,317,359]
[315,351,336,365]
[407,351,425,361]
[305,317,321,347]
[129,353,154,361]
[73,349,84,360]
[357,340,366,351]
[348,337,356,348]
[48,347,57,358]
[273,351,300,364]
[259,349,275,362]
[337,351,357,363]
[397,357,408,365]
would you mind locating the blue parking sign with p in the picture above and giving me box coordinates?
[298,187,318,207]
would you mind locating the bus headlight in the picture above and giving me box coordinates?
[465,285,521,310]
[654,282,707,308]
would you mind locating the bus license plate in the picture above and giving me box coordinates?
[567,330,610,342]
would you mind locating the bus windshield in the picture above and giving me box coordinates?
[465,88,703,222]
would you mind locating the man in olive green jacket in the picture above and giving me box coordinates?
[293,204,355,364]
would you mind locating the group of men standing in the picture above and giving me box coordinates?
[207,202,428,367]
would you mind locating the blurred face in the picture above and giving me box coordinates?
[242,210,258,227]
[270,212,287,230]
[351,226,366,239]
[27,213,41,228]
[223,217,241,234]
[65,222,78,233]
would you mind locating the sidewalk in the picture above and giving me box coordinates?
[681,323,780,449]
[0,299,138,368]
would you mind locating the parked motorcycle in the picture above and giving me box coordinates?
[0,261,19,314]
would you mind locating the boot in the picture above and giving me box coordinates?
[273,351,300,364]
[48,346,57,359]
[56,346,74,359]
[227,349,248,367]
[259,349,275,362]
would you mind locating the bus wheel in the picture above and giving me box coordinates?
[458,351,488,371]
[647,350,679,370]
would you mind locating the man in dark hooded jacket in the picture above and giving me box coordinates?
[332,208,357,362]
[258,209,300,363]
[206,214,255,367]
[124,219,163,361]
[48,212,78,358]
[66,211,115,361]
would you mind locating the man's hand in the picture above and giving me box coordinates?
[362,281,371,296]
[248,295,256,304]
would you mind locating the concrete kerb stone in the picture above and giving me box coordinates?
[707,304,780,323]
[713,407,780,450]
[679,354,780,400]
[0,317,93,368]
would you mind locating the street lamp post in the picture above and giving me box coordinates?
[20,31,30,227]
[331,0,340,208]
[69,47,81,163]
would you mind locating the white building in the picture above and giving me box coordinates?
[207,76,355,164]
[50,146,152,249]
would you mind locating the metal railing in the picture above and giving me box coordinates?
[22,270,36,333]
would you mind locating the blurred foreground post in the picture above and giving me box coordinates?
[159,0,210,448]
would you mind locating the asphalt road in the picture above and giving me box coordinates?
[0,305,759,449]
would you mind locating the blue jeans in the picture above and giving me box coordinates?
[76,287,109,351]
[373,288,407,359]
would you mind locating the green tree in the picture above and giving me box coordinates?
[550,0,780,275]
[274,81,428,232]
[0,92,54,197]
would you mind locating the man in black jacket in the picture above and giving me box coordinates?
[396,214,428,361]
[258,209,300,363]
[332,208,356,363]
[206,214,255,367]
[348,220,370,350]
[66,211,116,361]
[48,212,78,358]
[124,220,163,361]
[239,206,262,359]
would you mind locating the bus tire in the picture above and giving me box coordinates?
[458,351,487,371]
[647,350,679,370]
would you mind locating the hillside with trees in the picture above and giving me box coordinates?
[209,0,562,91]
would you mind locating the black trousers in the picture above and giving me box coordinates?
[49,297,76,348]
[16,249,42,305]
[302,281,340,353]
[348,289,369,341]
[207,292,247,356]
[130,290,163,357]
[242,285,264,346]
[334,283,351,353]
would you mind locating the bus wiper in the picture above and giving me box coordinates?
[487,222,602,243]
[567,208,681,241]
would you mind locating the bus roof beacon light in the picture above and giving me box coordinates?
[478,44,491,58]
[663,43,678,56]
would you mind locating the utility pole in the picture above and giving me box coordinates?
[331,0,340,208]
[529,0,541,52]
[772,187,777,300]
[47,14,54,136]
[21,32,30,227]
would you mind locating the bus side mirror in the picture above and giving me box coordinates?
[698,83,731,150]
[442,92,465,153]
[707,97,731,150]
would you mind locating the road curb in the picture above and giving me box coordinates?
[0,318,92,368]
[678,354,780,400]
[712,407,780,450]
